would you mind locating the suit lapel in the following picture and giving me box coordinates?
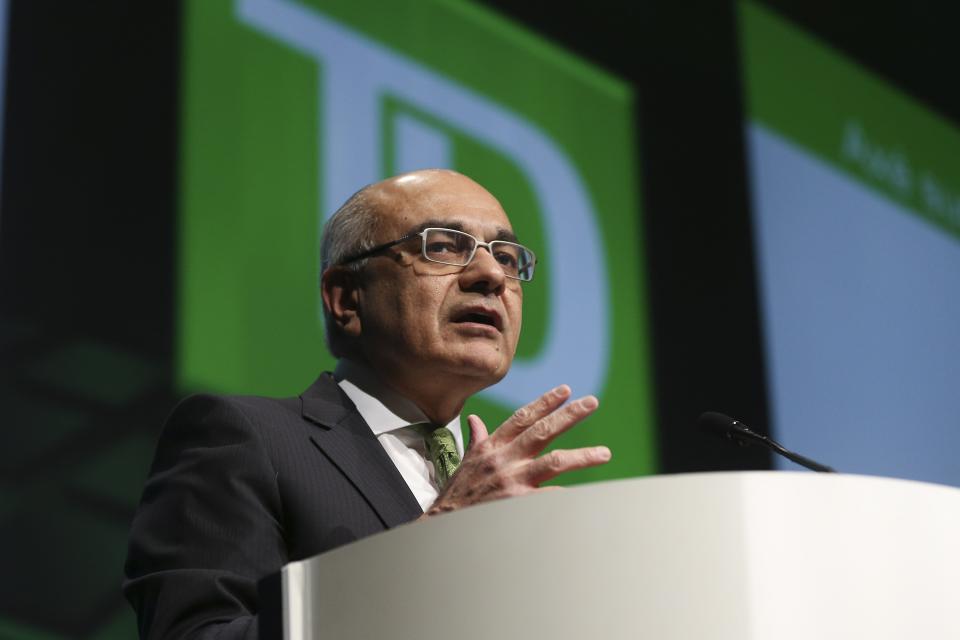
[300,374,423,528]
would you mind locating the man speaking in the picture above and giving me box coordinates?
[124,169,612,639]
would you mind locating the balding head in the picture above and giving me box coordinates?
[320,170,489,270]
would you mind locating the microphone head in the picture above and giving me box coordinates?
[698,411,738,439]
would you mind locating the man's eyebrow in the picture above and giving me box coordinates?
[404,220,520,243]
[404,220,466,235]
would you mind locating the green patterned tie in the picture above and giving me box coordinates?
[420,425,461,490]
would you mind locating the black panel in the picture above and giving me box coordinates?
[0,2,181,637]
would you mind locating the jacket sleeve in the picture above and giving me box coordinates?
[123,394,286,640]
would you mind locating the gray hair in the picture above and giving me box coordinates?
[319,184,383,358]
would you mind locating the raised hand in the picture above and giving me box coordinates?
[425,385,611,516]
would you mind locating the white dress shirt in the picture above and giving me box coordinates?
[334,359,465,512]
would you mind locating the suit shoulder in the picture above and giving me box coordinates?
[167,392,299,428]
[158,374,337,452]
[168,372,337,426]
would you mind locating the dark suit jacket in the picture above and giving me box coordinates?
[123,373,424,640]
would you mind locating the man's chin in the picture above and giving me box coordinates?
[447,349,512,386]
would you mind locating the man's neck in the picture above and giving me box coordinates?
[334,358,469,425]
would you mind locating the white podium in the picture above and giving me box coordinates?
[265,472,960,639]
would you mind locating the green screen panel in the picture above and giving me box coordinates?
[179,0,655,481]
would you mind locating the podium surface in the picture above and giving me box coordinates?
[274,472,960,639]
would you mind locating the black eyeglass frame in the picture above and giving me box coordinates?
[336,227,537,281]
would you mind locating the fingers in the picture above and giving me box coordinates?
[466,414,489,451]
[512,395,599,456]
[428,390,608,516]
[493,384,572,443]
[525,446,612,486]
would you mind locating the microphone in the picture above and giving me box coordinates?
[698,412,836,473]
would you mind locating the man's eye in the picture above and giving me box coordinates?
[426,242,458,254]
[494,251,519,268]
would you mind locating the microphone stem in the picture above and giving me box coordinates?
[764,437,835,473]
[707,414,838,473]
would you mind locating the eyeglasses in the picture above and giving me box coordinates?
[338,227,537,281]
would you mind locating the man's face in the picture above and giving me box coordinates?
[354,171,524,397]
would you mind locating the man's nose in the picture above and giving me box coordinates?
[459,245,506,294]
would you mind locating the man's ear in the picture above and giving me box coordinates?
[321,267,363,338]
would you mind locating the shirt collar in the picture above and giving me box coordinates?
[334,359,465,456]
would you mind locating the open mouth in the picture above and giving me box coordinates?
[452,307,503,331]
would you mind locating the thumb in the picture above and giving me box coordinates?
[466,414,489,451]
